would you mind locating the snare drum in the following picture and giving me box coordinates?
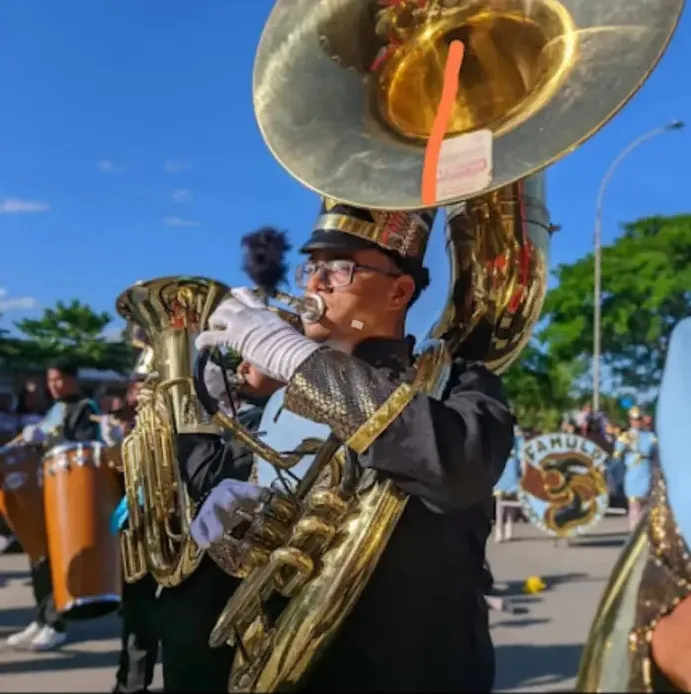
[43,441,122,619]
[0,444,47,563]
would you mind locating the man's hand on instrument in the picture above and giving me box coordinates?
[190,478,266,549]
[101,417,125,447]
[22,424,45,445]
[195,288,321,383]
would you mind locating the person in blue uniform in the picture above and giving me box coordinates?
[612,406,657,530]
[626,317,691,689]
[5,358,102,651]
[493,423,524,542]
[191,200,514,692]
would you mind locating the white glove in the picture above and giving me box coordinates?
[195,288,321,383]
[22,425,45,445]
[101,418,125,447]
[190,478,266,549]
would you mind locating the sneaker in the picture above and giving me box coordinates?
[28,625,67,651]
[6,621,41,647]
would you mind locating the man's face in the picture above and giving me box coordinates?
[46,369,78,400]
[298,248,416,346]
[630,416,642,430]
[237,361,283,401]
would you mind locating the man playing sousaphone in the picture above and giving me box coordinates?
[5,357,120,651]
[191,201,515,690]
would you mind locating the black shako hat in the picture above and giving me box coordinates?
[299,198,437,280]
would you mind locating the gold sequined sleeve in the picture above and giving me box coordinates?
[629,466,691,692]
[284,350,514,511]
[283,348,411,454]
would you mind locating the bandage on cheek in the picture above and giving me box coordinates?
[351,319,364,330]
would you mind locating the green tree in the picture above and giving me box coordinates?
[13,300,136,373]
[0,314,23,366]
[541,214,691,392]
[502,339,587,430]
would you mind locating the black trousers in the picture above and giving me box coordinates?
[158,555,242,693]
[300,593,495,693]
[114,574,160,694]
[30,557,65,632]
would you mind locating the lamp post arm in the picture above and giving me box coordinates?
[592,122,684,412]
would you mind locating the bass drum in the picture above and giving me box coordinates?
[0,444,48,563]
[43,441,123,620]
[576,515,648,691]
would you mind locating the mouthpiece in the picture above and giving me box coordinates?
[271,290,325,325]
[297,293,326,324]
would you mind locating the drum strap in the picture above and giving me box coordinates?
[53,398,101,443]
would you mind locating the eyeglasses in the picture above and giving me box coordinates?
[295,259,401,289]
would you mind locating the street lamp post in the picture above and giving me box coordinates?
[592,119,685,412]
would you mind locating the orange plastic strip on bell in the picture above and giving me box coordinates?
[421,39,465,205]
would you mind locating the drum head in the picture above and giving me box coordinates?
[518,433,610,538]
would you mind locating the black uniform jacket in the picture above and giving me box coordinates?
[281,336,515,692]
[176,404,265,501]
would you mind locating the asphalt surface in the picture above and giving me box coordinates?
[0,516,630,692]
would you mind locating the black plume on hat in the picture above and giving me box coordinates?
[241,226,292,294]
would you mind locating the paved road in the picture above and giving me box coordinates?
[0,516,629,692]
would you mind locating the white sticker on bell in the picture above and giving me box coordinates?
[435,129,493,201]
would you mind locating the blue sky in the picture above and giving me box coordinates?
[1,1,690,343]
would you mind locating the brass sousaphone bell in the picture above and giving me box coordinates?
[254,0,684,210]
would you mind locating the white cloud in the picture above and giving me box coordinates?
[171,188,192,203]
[164,159,191,174]
[162,216,200,227]
[0,197,50,214]
[98,159,124,173]
[0,288,38,312]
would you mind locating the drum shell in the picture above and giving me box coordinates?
[0,444,48,562]
[43,442,122,620]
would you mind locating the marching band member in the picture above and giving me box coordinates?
[152,230,288,693]
[107,231,286,693]
[613,406,657,530]
[192,201,515,691]
[493,423,524,542]
[109,377,160,694]
[6,357,101,651]
[157,358,282,693]
[627,317,691,690]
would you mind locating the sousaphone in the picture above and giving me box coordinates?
[254,0,683,210]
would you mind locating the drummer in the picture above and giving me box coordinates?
[5,357,108,651]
